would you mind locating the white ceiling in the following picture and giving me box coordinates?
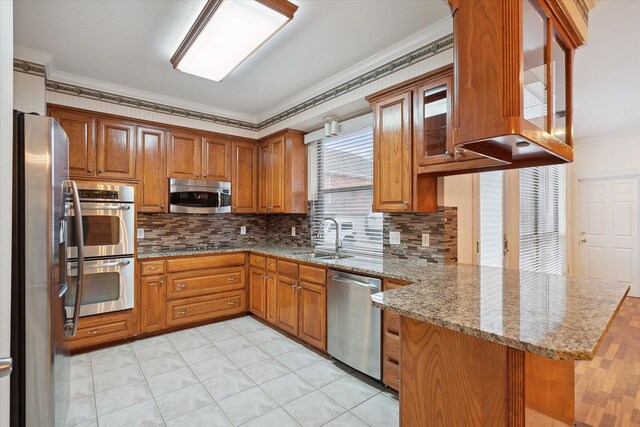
[14,0,451,121]
[573,0,640,141]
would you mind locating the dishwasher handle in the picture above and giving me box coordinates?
[329,275,380,291]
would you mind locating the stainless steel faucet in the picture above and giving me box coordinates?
[316,217,341,254]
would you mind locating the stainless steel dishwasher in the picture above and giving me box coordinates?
[327,269,382,380]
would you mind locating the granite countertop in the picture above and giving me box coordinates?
[138,244,629,360]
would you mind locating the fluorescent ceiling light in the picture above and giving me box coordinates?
[171,0,297,82]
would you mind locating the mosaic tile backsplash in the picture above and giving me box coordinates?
[138,207,457,264]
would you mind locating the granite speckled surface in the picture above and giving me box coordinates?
[138,244,629,361]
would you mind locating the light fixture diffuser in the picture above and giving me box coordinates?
[171,0,297,82]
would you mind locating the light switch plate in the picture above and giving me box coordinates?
[291,227,296,236]
[389,231,401,245]
[240,226,246,235]
[137,228,144,239]
[422,233,430,247]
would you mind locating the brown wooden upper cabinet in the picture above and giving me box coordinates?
[97,119,136,179]
[448,0,592,169]
[202,137,231,181]
[49,107,96,178]
[257,130,307,214]
[137,126,167,212]
[231,141,258,213]
[167,130,202,179]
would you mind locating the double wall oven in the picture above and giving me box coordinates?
[65,182,135,317]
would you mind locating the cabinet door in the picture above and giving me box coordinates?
[231,141,257,213]
[275,274,298,335]
[373,91,413,212]
[139,275,166,334]
[137,126,167,212]
[258,141,272,213]
[96,119,136,179]
[415,74,454,167]
[249,269,266,319]
[167,131,201,179]
[202,137,231,181]
[269,136,285,213]
[266,271,277,324]
[298,281,326,350]
[50,108,96,177]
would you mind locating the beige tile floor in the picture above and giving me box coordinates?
[66,316,399,427]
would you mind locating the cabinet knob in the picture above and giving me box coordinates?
[87,168,93,173]
[297,286,302,291]
[402,201,409,206]
[159,280,164,285]
[233,207,237,211]
[445,150,452,156]
[161,204,165,208]
[98,169,104,174]
[195,173,199,177]
[203,174,207,178]
[455,148,464,155]
[88,330,100,335]
[290,284,295,289]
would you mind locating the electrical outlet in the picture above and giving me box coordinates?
[389,231,401,245]
[422,233,430,247]
[291,227,296,236]
[240,226,246,235]
[137,228,144,239]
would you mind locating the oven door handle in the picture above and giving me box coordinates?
[69,260,131,270]
[65,180,85,338]
[80,205,131,211]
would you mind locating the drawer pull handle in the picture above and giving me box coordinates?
[88,330,100,335]
[177,310,188,315]
[177,284,188,289]
[396,377,400,382]
[148,266,159,271]
[227,301,236,305]
[227,277,235,281]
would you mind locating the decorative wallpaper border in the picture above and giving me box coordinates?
[14,34,453,131]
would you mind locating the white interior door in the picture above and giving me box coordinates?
[578,177,639,297]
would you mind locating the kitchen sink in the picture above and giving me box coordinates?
[292,250,352,260]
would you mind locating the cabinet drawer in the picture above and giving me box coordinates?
[266,257,277,272]
[277,259,298,278]
[385,311,401,335]
[167,267,245,300]
[299,264,326,285]
[65,313,134,350]
[383,360,400,391]
[250,255,266,269]
[167,253,245,272]
[384,278,411,290]
[140,260,165,276]
[384,332,400,364]
[167,290,245,327]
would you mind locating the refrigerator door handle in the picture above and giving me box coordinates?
[0,357,12,378]
[64,180,85,338]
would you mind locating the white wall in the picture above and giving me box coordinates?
[0,1,13,426]
[443,174,475,264]
[13,71,45,115]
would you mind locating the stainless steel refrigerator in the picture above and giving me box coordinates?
[11,111,85,426]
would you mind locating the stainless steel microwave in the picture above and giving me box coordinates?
[169,178,231,214]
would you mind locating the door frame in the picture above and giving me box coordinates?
[573,170,640,291]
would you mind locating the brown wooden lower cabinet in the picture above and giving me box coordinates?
[275,274,299,336]
[298,281,326,350]
[382,278,411,391]
[139,274,166,334]
[64,310,136,350]
[166,290,245,327]
[249,268,267,319]
[266,271,277,324]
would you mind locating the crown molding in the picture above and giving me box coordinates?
[256,16,453,122]
[13,24,454,131]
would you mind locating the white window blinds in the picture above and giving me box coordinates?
[519,165,567,274]
[310,126,383,257]
[479,171,505,268]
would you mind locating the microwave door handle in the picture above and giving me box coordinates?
[65,180,85,338]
